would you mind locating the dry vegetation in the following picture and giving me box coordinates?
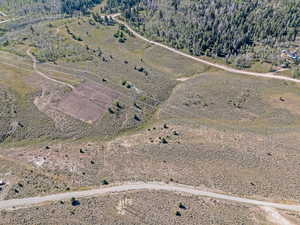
[0,191,283,225]
[2,117,300,202]
[0,16,214,145]
[0,10,300,225]
[160,72,300,130]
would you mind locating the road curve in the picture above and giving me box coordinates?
[3,13,299,84]
[0,11,7,17]
[0,10,9,24]
[0,19,10,24]
[112,16,300,84]
[1,182,300,211]
[26,48,74,89]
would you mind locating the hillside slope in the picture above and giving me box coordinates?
[103,0,300,70]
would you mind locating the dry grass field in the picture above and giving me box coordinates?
[0,13,300,225]
[160,71,300,131]
[0,191,290,225]
[1,117,300,203]
[0,15,221,148]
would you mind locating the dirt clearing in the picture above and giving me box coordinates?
[36,81,120,124]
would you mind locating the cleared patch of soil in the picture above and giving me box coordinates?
[35,81,120,124]
[56,81,120,123]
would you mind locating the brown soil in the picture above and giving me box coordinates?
[35,81,120,124]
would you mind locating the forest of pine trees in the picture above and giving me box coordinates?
[61,0,101,15]
[103,0,300,58]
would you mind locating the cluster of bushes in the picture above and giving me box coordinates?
[92,12,116,26]
[61,0,101,15]
[134,65,148,75]
[30,26,93,62]
[113,30,126,43]
[35,44,92,63]
[108,101,125,115]
[66,25,83,41]
[113,24,134,43]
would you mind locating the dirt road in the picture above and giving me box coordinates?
[2,13,299,83]
[112,15,300,84]
[1,182,300,212]
[0,19,10,24]
[0,11,7,17]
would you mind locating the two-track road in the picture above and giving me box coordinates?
[1,182,300,212]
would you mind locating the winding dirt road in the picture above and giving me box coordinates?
[1,182,300,212]
[112,15,300,83]
[26,48,74,89]
[1,13,299,83]
[0,11,7,17]
[0,13,299,225]
[0,19,10,24]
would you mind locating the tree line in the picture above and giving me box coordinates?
[103,0,300,58]
[61,0,101,15]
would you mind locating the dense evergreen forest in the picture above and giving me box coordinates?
[0,0,101,16]
[61,0,101,15]
[103,0,300,59]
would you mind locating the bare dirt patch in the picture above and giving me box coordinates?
[56,81,119,123]
[176,77,191,82]
[35,81,120,124]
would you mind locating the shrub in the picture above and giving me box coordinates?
[134,114,141,121]
[175,211,181,216]
[108,108,115,114]
[71,198,80,206]
[234,55,252,68]
[101,180,109,185]
[292,67,300,78]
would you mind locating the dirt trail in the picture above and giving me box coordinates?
[26,48,74,89]
[1,182,300,212]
